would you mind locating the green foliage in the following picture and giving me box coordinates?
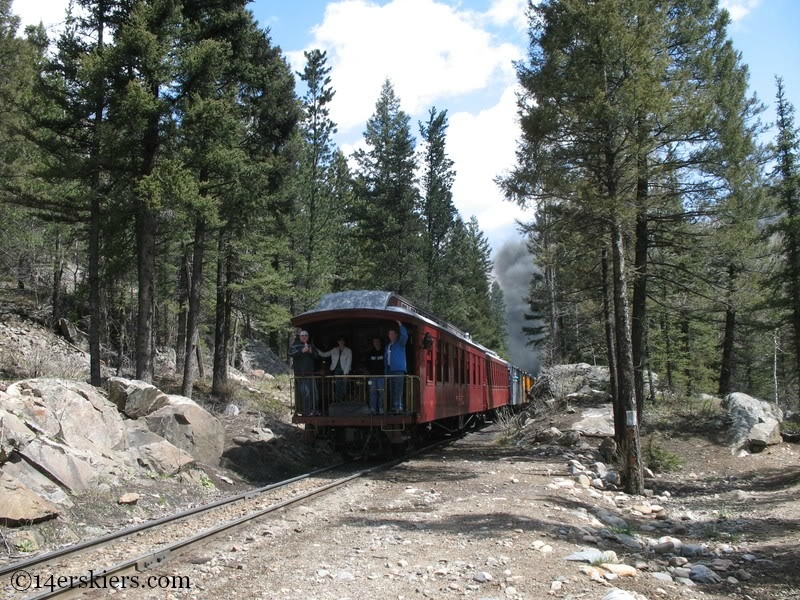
[353,79,423,297]
[643,436,684,473]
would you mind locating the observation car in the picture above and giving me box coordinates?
[290,291,534,454]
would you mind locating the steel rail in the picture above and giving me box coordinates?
[0,460,351,578]
[13,435,459,600]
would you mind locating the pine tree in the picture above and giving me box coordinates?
[771,78,800,386]
[353,79,422,297]
[419,107,457,308]
[290,49,343,312]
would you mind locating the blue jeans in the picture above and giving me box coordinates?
[387,371,405,412]
[369,377,385,413]
[297,377,317,414]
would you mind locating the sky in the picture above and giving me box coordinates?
[11,0,799,252]
[10,0,800,372]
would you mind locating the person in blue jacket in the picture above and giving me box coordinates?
[385,320,408,412]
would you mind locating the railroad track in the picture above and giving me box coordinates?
[1,437,455,599]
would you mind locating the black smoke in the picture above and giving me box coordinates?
[494,237,540,374]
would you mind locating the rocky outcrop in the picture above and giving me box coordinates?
[534,363,612,402]
[0,471,60,525]
[107,376,169,419]
[125,420,195,476]
[4,379,128,454]
[145,395,225,465]
[0,377,221,527]
[0,406,36,461]
[722,392,783,451]
[239,339,290,375]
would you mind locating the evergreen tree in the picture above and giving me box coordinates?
[290,49,343,313]
[418,107,457,308]
[353,79,422,297]
[770,78,800,387]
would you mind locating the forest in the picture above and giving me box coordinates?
[498,0,799,492]
[1,0,800,494]
[0,0,508,399]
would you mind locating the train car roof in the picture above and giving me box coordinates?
[293,290,504,358]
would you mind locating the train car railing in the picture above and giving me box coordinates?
[291,374,419,417]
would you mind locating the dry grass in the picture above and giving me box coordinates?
[0,344,88,381]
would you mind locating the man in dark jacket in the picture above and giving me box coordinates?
[385,320,408,412]
[289,330,318,414]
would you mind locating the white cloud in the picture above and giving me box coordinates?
[289,0,521,134]
[720,0,762,21]
[12,0,69,34]
[448,84,528,248]
[485,0,529,30]
[289,0,530,249]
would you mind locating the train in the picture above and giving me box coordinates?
[290,290,534,454]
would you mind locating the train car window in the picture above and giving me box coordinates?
[443,343,450,383]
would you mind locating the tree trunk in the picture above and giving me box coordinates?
[51,229,64,328]
[611,219,644,495]
[212,231,229,397]
[176,245,189,376]
[602,247,620,440]
[681,315,692,396]
[181,219,206,397]
[135,209,156,383]
[718,265,738,396]
[632,167,648,423]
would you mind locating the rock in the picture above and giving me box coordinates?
[572,407,615,437]
[4,379,128,454]
[748,418,782,450]
[689,564,722,584]
[118,493,140,505]
[473,571,492,582]
[652,572,674,583]
[106,377,169,419]
[145,395,225,465]
[722,392,783,450]
[602,563,638,577]
[223,404,241,416]
[0,407,36,460]
[0,471,60,526]
[536,427,563,443]
[1,456,73,506]
[125,420,195,476]
[239,339,290,375]
[19,437,98,492]
[597,509,628,529]
[564,548,618,563]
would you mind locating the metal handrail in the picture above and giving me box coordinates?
[291,373,419,416]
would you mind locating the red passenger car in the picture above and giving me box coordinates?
[290,291,531,453]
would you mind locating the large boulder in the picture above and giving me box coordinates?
[0,470,60,526]
[0,405,36,461]
[106,377,169,419]
[3,378,128,454]
[722,392,784,451]
[144,395,224,465]
[125,420,195,476]
[18,438,99,493]
[2,455,74,506]
[534,364,611,402]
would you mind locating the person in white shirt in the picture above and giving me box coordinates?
[317,336,352,402]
